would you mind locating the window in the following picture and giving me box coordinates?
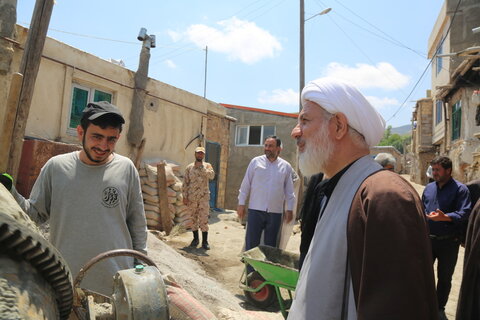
[436,43,443,75]
[235,125,276,146]
[435,100,443,125]
[69,84,113,129]
[451,100,462,141]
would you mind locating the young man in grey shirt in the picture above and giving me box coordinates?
[2,101,147,295]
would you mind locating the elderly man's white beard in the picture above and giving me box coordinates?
[298,124,334,177]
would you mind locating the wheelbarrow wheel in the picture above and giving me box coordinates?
[244,271,277,309]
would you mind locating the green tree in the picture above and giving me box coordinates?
[378,125,411,153]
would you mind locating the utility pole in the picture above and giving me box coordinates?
[296,0,306,219]
[299,0,305,111]
[299,3,331,111]
[203,46,208,98]
[127,28,155,160]
[7,0,55,178]
[296,1,332,217]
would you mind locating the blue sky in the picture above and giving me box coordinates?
[17,0,444,128]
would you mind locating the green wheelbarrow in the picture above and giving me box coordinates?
[239,245,300,319]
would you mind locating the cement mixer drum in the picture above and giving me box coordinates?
[111,265,169,320]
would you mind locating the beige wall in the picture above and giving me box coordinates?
[1,25,229,173]
[1,25,231,206]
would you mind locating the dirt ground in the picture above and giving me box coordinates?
[163,209,301,319]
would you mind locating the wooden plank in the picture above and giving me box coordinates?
[7,0,55,178]
[157,163,172,235]
[0,72,23,172]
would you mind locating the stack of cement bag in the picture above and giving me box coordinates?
[138,161,192,231]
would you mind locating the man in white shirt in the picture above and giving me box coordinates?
[237,136,295,258]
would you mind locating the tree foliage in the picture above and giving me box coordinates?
[378,125,411,153]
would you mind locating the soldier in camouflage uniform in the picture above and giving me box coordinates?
[183,146,215,249]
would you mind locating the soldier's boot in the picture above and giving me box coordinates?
[190,230,199,247]
[202,231,210,250]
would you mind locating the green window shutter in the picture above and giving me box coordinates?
[93,90,112,103]
[451,101,462,141]
[70,87,89,128]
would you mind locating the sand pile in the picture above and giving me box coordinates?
[147,232,282,320]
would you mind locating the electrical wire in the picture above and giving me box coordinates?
[323,14,410,95]
[385,0,462,123]
[150,0,289,65]
[237,0,278,20]
[18,21,189,49]
[19,0,287,68]
[311,0,426,57]
[331,0,426,57]
[247,0,289,22]
[230,0,267,17]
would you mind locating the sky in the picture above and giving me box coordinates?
[17,0,444,128]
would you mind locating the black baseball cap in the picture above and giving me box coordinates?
[82,101,125,124]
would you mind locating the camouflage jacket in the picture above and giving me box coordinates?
[183,162,215,201]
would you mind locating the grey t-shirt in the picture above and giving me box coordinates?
[13,151,147,295]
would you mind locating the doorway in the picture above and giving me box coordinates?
[205,141,221,209]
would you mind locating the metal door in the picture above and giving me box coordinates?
[205,141,220,209]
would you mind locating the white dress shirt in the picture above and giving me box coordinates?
[238,155,295,213]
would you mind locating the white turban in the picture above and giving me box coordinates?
[301,77,386,147]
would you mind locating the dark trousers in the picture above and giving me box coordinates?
[431,237,460,309]
[245,209,282,250]
[245,209,282,273]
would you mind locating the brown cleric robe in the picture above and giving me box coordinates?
[456,199,480,320]
[348,170,439,320]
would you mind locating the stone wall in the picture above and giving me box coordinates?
[446,89,480,183]
[410,98,436,185]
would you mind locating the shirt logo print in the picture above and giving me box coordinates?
[102,187,119,208]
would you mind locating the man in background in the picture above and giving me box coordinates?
[374,152,396,171]
[422,156,471,320]
[237,136,295,260]
[183,146,215,250]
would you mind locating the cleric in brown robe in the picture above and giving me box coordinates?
[456,182,480,320]
[288,77,438,320]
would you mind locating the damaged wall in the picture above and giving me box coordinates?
[446,88,480,182]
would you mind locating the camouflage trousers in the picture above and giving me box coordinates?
[188,200,210,232]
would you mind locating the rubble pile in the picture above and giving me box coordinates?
[138,162,192,231]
